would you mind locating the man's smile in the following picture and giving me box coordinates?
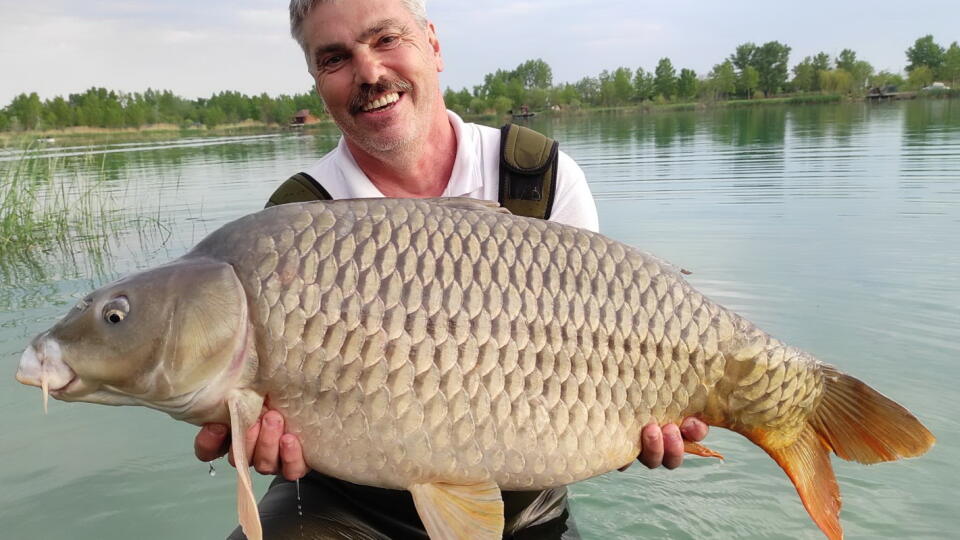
[360,91,403,113]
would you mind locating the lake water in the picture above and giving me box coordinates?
[1,100,957,539]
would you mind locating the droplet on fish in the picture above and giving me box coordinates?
[209,463,216,477]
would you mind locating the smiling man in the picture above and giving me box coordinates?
[195,0,708,538]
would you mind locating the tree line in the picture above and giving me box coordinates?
[0,87,325,133]
[2,35,958,133]
[445,35,959,115]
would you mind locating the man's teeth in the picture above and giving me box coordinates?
[362,93,400,112]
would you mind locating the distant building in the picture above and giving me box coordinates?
[291,109,320,126]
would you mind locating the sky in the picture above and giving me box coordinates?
[1,0,958,105]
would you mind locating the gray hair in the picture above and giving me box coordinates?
[289,0,428,51]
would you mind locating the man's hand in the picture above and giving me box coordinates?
[194,410,309,481]
[637,418,709,470]
[195,412,706,477]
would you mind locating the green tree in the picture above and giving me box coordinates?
[812,52,832,73]
[653,57,676,99]
[820,69,853,94]
[753,41,792,95]
[906,35,945,73]
[730,43,757,72]
[598,69,615,105]
[492,95,513,115]
[44,96,73,128]
[729,41,791,96]
[613,67,634,104]
[575,76,600,105]
[633,67,655,101]
[738,66,759,98]
[676,68,698,100]
[942,42,960,85]
[708,60,736,99]
[9,92,42,130]
[469,97,486,113]
[513,58,553,89]
[907,65,935,89]
[810,52,832,91]
[870,71,905,90]
[203,105,227,127]
[835,49,858,72]
[551,83,580,106]
[792,57,818,92]
[834,49,873,92]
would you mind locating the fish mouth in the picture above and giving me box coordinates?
[16,340,78,412]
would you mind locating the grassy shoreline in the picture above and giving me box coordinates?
[0,118,338,147]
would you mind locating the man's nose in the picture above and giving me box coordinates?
[353,47,386,85]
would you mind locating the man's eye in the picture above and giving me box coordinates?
[379,35,400,47]
[321,55,345,70]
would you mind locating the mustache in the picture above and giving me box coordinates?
[348,78,413,114]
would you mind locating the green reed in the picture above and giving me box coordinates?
[0,150,118,253]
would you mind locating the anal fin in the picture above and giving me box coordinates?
[409,481,504,540]
[227,390,265,540]
[759,425,842,540]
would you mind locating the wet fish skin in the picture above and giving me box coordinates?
[195,199,790,488]
[17,198,934,540]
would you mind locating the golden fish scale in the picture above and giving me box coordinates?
[194,199,825,490]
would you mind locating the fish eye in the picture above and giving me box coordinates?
[102,296,130,325]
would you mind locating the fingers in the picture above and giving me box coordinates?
[279,434,309,481]
[660,423,684,470]
[638,423,664,469]
[638,423,686,470]
[218,410,305,480]
[228,416,262,468]
[680,417,709,442]
[194,423,230,462]
[253,410,284,474]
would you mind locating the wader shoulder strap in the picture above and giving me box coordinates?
[498,123,559,220]
[265,172,332,208]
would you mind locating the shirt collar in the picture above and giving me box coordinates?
[334,110,483,198]
[442,110,483,197]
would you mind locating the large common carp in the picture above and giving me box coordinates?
[16,198,933,539]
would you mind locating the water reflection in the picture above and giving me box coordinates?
[708,106,787,147]
[903,99,960,143]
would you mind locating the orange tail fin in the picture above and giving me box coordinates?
[747,366,935,540]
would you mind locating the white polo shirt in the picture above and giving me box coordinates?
[300,111,599,232]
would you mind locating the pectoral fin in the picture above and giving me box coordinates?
[409,481,504,540]
[684,440,725,460]
[227,390,265,540]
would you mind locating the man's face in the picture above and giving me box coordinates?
[301,0,444,155]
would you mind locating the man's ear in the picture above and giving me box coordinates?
[427,21,444,72]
